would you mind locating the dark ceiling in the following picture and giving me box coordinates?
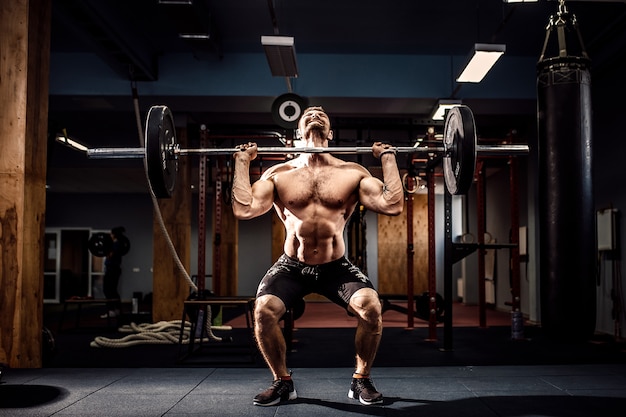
[45,0,626,193]
[50,0,626,66]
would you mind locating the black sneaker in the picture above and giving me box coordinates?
[348,377,383,405]
[253,378,297,406]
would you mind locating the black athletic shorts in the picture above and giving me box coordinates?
[256,253,376,311]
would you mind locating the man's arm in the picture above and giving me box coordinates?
[231,144,276,219]
[358,142,404,216]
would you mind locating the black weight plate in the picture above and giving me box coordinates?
[145,105,178,198]
[271,93,307,129]
[442,105,477,195]
[88,232,113,257]
[415,292,445,322]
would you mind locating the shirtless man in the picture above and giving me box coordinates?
[232,106,403,406]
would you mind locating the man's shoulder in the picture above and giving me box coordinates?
[337,160,371,175]
[260,161,296,179]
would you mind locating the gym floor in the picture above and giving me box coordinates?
[2,364,626,416]
[1,302,625,416]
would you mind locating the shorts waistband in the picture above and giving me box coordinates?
[281,254,347,269]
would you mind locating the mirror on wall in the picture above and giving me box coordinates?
[43,228,106,303]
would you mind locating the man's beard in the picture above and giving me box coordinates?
[305,123,325,138]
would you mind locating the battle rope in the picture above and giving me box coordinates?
[132,82,196,293]
[89,319,233,348]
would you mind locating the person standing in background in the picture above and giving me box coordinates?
[101,226,126,318]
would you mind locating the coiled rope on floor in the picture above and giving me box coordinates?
[89,320,233,348]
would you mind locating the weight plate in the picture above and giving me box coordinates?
[271,93,307,129]
[145,105,178,198]
[442,105,477,195]
[88,232,113,257]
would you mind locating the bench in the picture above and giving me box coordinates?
[178,297,256,363]
[58,298,120,332]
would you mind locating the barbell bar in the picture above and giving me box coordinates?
[86,144,529,158]
[86,104,529,198]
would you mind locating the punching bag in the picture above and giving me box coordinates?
[537,2,596,340]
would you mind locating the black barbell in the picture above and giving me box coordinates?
[86,105,529,198]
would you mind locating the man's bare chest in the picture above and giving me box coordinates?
[275,166,359,209]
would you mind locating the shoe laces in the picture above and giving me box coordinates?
[355,377,377,393]
[271,378,291,391]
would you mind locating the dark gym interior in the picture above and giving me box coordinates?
[1,1,626,416]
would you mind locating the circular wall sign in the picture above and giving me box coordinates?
[271,93,307,128]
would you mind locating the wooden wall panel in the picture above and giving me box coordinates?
[377,194,429,296]
[152,128,191,322]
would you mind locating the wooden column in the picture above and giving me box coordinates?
[0,0,51,368]
[378,194,428,296]
[152,127,191,322]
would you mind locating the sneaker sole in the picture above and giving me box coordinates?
[253,390,297,406]
[348,389,383,406]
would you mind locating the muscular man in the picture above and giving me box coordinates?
[232,106,403,406]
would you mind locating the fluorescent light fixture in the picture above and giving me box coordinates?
[456,43,505,83]
[55,131,88,152]
[503,1,538,3]
[179,34,211,40]
[261,35,298,77]
[431,99,462,121]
